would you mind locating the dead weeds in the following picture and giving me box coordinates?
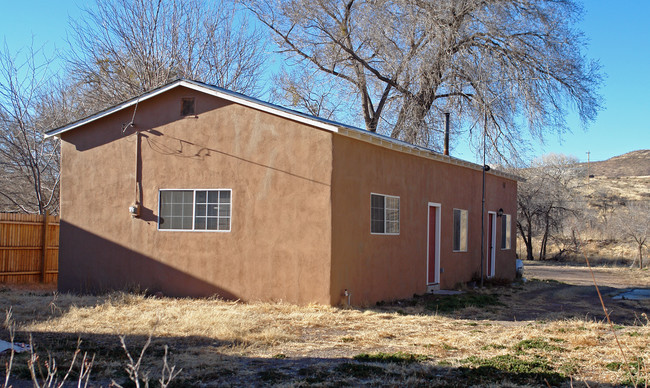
[0,279,649,387]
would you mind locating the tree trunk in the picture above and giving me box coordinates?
[391,83,438,144]
[526,222,534,260]
[571,229,579,253]
[539,222,548,260]
[517,220,534,260]
[539,209,552,260]
[640,245,644,269]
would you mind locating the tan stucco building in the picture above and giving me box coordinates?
[46,79,517,306]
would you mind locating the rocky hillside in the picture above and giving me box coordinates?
[583,149,650,178]
[578,150,650,202]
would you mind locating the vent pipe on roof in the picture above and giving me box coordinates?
[444,113,450,156]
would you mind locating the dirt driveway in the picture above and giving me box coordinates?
[484,261,650,324]
[524,261,650,288]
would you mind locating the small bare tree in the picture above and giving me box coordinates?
[67,0,268,110]
[586,188,626,237]
[611,201,650,269]
[0,42,61,214]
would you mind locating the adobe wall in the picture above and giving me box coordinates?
[330,135,517,306]
[59,86,333,304]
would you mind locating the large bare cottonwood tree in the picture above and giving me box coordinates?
[67,0,268,110]
[243,0,601,157]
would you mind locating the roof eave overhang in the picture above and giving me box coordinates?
[44,79,338,138]
[336,127,522,182]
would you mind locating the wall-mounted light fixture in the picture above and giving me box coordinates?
[497,208,504,217]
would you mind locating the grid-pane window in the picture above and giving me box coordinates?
[385,196,400,234]
[159,190,193,230]
[371,194,385,233]
[371,193,400,235]
[501,214,511,249]
[194,190,231,231]
[453,209,468,251]
[159,189,231,232]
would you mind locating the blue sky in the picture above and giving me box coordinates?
[535,0,650,164]
[1,0,648,164]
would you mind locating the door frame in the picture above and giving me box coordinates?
[487,211,497,278]
[427,202,441,285]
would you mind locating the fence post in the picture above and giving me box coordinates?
[41,210,49,283]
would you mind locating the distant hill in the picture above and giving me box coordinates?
[583,149,650,178]
[576,149,650,202]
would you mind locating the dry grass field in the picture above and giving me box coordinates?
[589,176,650,202]
[1,266,650,387]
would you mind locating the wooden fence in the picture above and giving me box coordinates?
[0,212,59,284]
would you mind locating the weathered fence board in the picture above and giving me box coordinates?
[0,212,59,284]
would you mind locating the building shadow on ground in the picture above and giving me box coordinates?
[1,331,622,388]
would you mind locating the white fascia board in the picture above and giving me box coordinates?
[44,82,183,138]
[177,81,339,133]
[45,80,339,138]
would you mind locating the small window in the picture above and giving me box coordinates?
[371,193,400,235]
[453,209,468,252]
[181,97,195,116]
[159,189,231,231]
[501,214,511,249]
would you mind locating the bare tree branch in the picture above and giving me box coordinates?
[66,0,268,110]
[0,41,61,214]
[242,0,602,158]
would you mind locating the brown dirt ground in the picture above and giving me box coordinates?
[524,261,650,288]
[498,261,650,325]
[377,262,650,325]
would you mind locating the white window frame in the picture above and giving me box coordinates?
[452,208,468,252]
[501,213,511,250]
[158,189,232,232]
[370,192,400,235]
